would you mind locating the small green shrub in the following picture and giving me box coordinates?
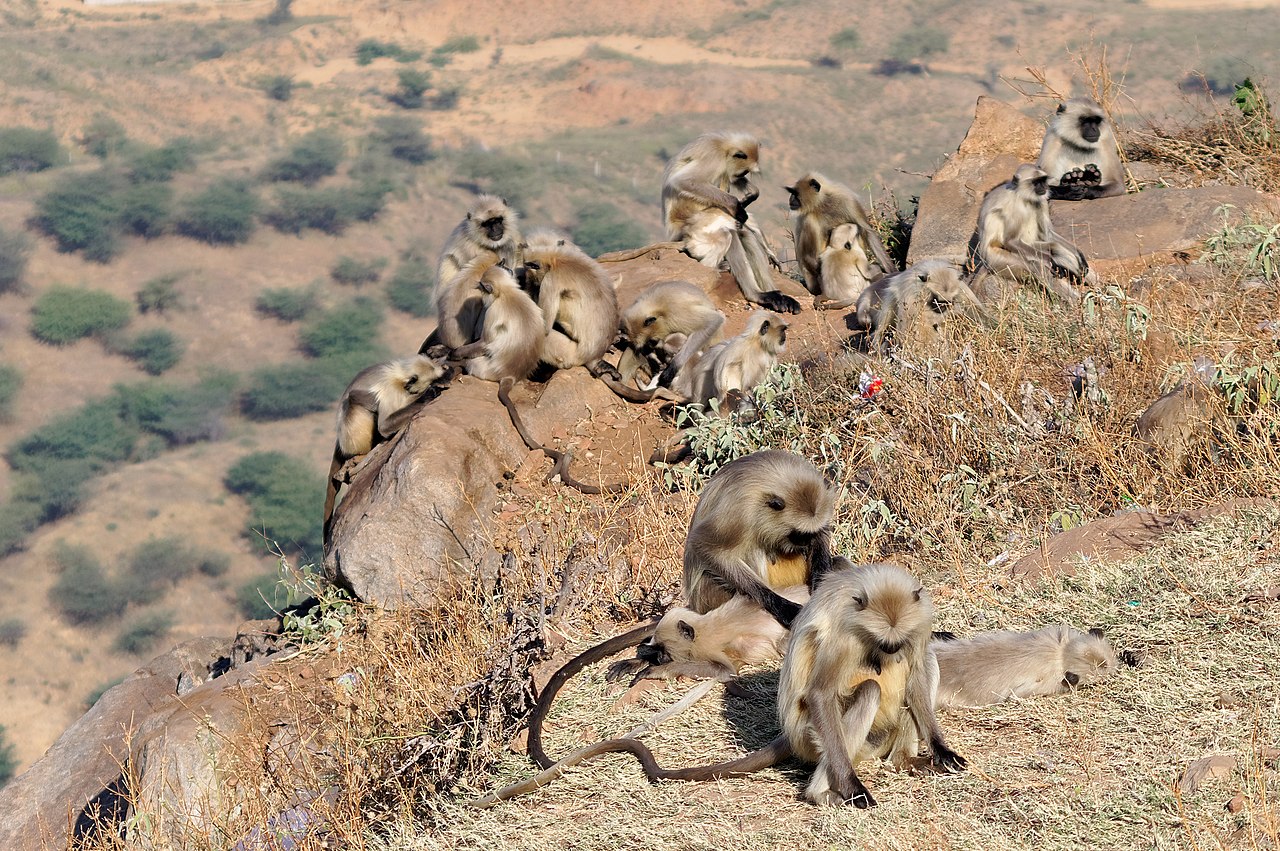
[354,39,419,65]
[126,139,195,183]
[177,179,258,245]
[9,460,97,524]
[830,27,861,52]
[119,328,184,375]
[198,552,230,577]
[0,499,40,555]
[435,35,480,55]
[389,68,431,109]
[263,129,344,185]
[113,372,237,445]
[261,0,293,26]
[30,286,132,345]
[224,451,325,557]
[343,180,392,222]
[80,115,129,159]
[136,273,183,314]
[264,186,352,235]
[572,200,649,256]
[370,115,434,164]
[262,74,295,101]
[0,226,29,294]
[119,537,199,604]
[331,255,385,287]
[117,182,173,238]
[240,351,378,420]
[0,126,62,174]
[255,286,317,322]
[0,617,26,648]
[236,572,288,619]
[386,256,434,317]
[8,398,139,471]
[0,365,20,422]
[889,25,949,63]
[298,298,382,358]
[0,725,16,786]
[30,170,126,262]
[83,677,126,710]
[113,611,173,654]
[455,149,540,209]
[49,542,126,624]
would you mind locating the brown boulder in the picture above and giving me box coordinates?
[908,96,1275,267]
[0,638,228,851]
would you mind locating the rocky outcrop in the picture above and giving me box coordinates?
[322,248,808,608]
[907,96,1273,267]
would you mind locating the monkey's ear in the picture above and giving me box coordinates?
[479,280,495,294]
[913,587,923,602]
[1088,627,1105,638]
[1057,103,1067,114]
[677,620,695,641]
[759,320,770,335]
[851,594,867,610]
[808,178,821,192]
[557,239,566,246]
[917,272,929,282]
[1062,671,1081,687]
[501,197,509,206]
[466,212,473,220]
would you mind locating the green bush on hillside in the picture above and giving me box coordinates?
[30,286,132,345]
[49,542,127,624]
[572,201,649,257]
[354,39,420,66]
[0,365,20,422]
[126,139,196,183]
[889,25,949,63]
[113,611,174,655]
[262,74,295,102]
[118,328,184,375]
[136,273,183,314]
[113,372,237,445]
[388,69,432,109]
[386,256,434,317]
[370,115,434,164]
[224,451,325,557]
[264,186,352,235]
[331,255,385,287]
[263,129,344,185]
[236,572,289,619]
[298,298,382,358]
[8,398,138,472]
[80,115,129,159]
[0,618,26,648]
[240,352,378,421]
[0,227,29,295]
[0,725,16,787]
[119,537,200,604]
[255,286,317,322]
[118,182,173,238]
[8,460,97,526]
[30,170,126,262]
[176,179,258,245]
[0,126,62,174]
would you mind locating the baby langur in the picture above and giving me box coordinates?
[855,260,991,354]
[778,563,967,807]
[618,280,725,391]
[787,172,894,297]
[678,310,787,419]
[663,132,799,314]
[519,239,619,370]
[975,164,1097,303]
[933,625,1120,707]
[323,355,447,542]
[1037,97,1125,201]
[628,585,811,683]
[815,223,881,310]
[436,195,522,288]
[446,256,544,383]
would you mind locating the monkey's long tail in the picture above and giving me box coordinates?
[321,450,344,549]
[497,377,628,495]
[527,621,658,769]
[596,241,685,263]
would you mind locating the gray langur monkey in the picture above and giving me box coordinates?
[787,172,894,297]
[437,195,522,289]
[933,625,1120,707]
[518,239,619,370]
[815,222,882,310]
[975,164,1097,303]
[855,260,992,354]
[778,563,967,807]
[323,355,448,542]
[663,132,800,315]
[618,280,726,390]
[1037,97,1125,201]
[677,310,787,418]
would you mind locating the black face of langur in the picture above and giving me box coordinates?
[1069,104,1103,144]
[786,178,820,211]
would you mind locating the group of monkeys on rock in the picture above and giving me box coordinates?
[471,450,1124,809]
[324,95,1124,538]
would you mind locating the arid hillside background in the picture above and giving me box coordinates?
[0,0,1276,781]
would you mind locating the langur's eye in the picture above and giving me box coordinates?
[733,151,748,159]
[643,316,657,327]
[766,497,785,511]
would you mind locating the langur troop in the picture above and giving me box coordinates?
[321,98,1143,808]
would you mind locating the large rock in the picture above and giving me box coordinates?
[0,638,228,851]
[323,249,808,608]
[908,96,1274,267]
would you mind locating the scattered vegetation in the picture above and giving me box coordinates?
[239,350,376,421]
[119,537,203,604]
[125,139,196,183]
[79,114,129,159]
[30,286,132,345]
[298,298,382,359]
[49,542,127,624]
[354,38,421,66]
[0,366,19,423]
[1183,56,1255,96]
[236,571,289,619]
[135,273,183,314]
[224,451,325,558]
[388,68,432,109]
[0,126,62,174]
[176,179,259,245]
[117,182,173,238]
[829,26,861,52]
[0,725,15,787]
[264,181,389,235]
[113,372,238,446]
[112,611,174,655]
[117,328,185,375]
[30,170,127,262]
[330,255,385,287]
[262,73,295,101]
[0,226,30,294]
[572,200,650,256]
[369,115,434,164]
[0,617,26,648]
[263,129,344,185]
[255,286,317,321]
[385,256,434,317]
